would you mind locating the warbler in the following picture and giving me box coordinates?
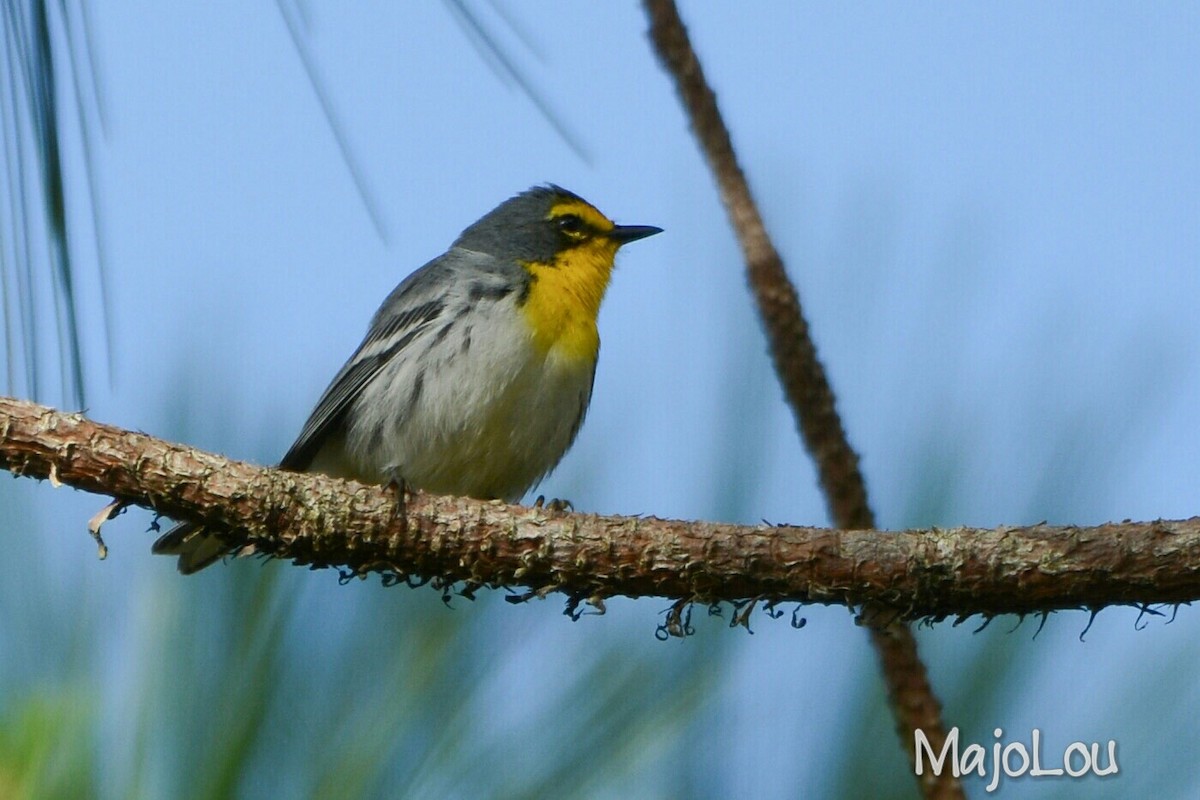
[153,185,661,573]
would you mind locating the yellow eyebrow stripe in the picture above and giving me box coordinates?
[548,200,614,233]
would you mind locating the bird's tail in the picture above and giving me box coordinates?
[151,522,231,574]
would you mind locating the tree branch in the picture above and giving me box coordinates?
[642,3,870,531]
[640,3,957,795]
[4,396,1198,618]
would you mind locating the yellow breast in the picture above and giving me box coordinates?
[519,239,618,362]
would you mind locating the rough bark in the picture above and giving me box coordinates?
[3,397,1197,620]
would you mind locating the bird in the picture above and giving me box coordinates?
[153,185,662,573]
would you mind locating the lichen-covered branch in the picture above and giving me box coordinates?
[4,396,1199,618]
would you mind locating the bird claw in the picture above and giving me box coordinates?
[387,475,410,528]
[534,495,573,515]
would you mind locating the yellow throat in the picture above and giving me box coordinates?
[520,199,621,361]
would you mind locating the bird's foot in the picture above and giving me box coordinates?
[534,495,573,515]
[387,474,410,530]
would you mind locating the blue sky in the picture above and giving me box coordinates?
[7,3,1200,797]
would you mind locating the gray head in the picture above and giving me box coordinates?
[453,185,662,264]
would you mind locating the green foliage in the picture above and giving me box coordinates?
[0,688,96,800]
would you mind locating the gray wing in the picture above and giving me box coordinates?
[278,257,462,471]
[153,250,516,573]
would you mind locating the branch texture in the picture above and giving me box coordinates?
[4,397,1199,618]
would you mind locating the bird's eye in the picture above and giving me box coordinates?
[556,214,587,237]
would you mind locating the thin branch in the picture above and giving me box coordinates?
[4,396,1200,619]
[643,3,870,531]
[641,3,958,796]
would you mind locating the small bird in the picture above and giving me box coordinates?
[154,185,661,573]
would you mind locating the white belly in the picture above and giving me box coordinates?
[340,299,595,501]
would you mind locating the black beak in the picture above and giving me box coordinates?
[609,224,663,245]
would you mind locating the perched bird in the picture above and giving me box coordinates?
[154,185,661,573]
